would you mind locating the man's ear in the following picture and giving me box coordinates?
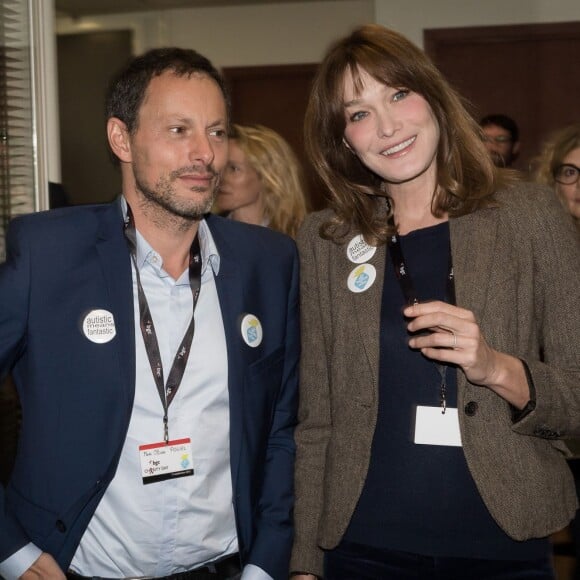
[107,117,132,163]
[512,140,521,158]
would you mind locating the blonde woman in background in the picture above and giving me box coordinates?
[534,122,580,227]
[216,123,307,238]
[535,123,580,578]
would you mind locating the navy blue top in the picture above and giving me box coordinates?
[344,222,548,560]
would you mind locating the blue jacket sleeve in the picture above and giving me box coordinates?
[0,218,34,561]
[246,244,300,579]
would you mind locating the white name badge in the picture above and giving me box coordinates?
[414,406,462,447]
[139,438,194,485]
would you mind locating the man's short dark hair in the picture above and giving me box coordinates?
[105,47,231,135]
[480,114,519,143]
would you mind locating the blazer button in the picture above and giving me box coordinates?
[464,401,478,416]
[56,520,66,533]
[533,426,560,439]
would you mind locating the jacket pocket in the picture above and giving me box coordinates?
[246,345,285,381]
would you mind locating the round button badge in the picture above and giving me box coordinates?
[82,309,117,344]
[346,234,376,264]
[241,314,263,348]
[347,264,377,293]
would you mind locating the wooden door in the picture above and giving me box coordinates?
[424,22,580,173]
[57,30,132,205]
[222,64,325,210]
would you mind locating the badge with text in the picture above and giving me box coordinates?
[414,406,462,447]
[139,438,194,484]
[347,263,377,293]
[346,234,376,264]
[240,314,263,347]
[82,309,116,344]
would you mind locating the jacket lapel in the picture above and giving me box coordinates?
[450,208,500,397]
[450,207,499,320]
[205,216,245,488]
[95,200,135,408]
[338,236,386,400]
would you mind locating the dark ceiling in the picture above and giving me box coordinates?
[55,0,334,19]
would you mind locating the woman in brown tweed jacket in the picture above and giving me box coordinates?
[291,25,580,580]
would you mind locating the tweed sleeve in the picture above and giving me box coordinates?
[290,212,333,578]
[510,185,580,439]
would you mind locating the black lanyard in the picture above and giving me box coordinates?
[124,206,202,442]
[387,230,455,306]
[386,225,455,412]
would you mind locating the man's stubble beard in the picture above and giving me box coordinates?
[134,166,221,230]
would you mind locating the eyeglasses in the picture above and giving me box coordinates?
[481,134,512,144]
[554,163,580,185]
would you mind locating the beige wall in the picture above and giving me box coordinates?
[56,1,376,67]
[56,0,580,63]
[54,0,376,184]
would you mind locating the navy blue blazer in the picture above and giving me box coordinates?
[0,201,299,579]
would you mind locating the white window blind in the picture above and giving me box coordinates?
[0,0,36,261]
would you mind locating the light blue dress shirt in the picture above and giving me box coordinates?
[0,212,272,580]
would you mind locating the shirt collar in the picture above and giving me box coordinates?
[121,196,220,277]
[198,219,221,277]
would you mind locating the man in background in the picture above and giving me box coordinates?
[480,113,520,168]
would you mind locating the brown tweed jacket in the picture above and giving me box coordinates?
[291,183,580,576]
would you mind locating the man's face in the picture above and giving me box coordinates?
[481,123,519,168]
[127,71,228,220]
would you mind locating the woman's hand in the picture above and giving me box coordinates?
[403,301,530,409]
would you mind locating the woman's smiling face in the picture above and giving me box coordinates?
[342,67,440,190]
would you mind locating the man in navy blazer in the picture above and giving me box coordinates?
[0,48,298,580]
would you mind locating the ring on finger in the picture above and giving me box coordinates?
[451,330,457,349]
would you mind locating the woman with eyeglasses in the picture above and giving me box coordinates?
[291,25,580,580]
[533,122,580,578]
[534,123,580,227]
